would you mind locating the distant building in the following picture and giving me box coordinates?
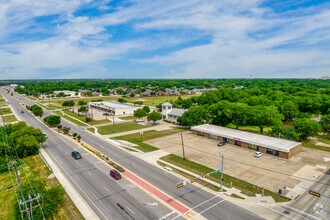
[141,89,152,96]
[191,124,301,159]
[88,101,139,115]
[53,90,79,97]
[9,84,18,88]
[161,102,187,122]
[155,91,166,96]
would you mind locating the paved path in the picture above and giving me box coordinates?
[103,124,172,138]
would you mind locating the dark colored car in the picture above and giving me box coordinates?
[217,141,224,147]
[72,151,82,159]
[110,169,121,180]
[21,110,24,113]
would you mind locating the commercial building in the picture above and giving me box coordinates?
[88,101,139,115]
[53,90,80,97]
[191,124,301,159]
[161,102,187,122]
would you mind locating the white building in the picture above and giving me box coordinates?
[53,90,80,97]
[161,102,187,122]
[88,101,139,115]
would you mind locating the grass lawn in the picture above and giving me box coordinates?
[97,121,148,135]
[54,111,87,126]
[226,123,272,134]
[2,115,17,123]
[302,139,330,152]
[0,108,12,115]
[0,104,8,107]
[36,102,56,110]
[0,155,83,219]
[116,129,182,152]
[63,110,110,125]
[119,116,136,120]
[157,161,222,192]
[87,127,95,133]
[160,154,290,202]
[231,194,245,199]
[317,138,330,145]
[0,99,5,103]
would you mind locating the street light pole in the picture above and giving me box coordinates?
[113,115,115,133]
[219,153,224,191]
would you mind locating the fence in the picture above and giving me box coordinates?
[39,151,53,172]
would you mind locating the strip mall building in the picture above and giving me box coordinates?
[191,124,301,159]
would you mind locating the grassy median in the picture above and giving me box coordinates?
[303,139,330,152]
[0,108,12,115]
[2,115,17,123]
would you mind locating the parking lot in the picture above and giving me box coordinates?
[146,131,330,193]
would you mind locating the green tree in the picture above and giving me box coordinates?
[62,100,75,107]
[118,98,127,103]
[77,135,81,142]
[225,102,248,129]
[78,106,88,115]
[269,124,300,141]
[44,115,61,126]
[293,118,321,140]
[178,106,207,126]
[78,100,87,106]
[319,114,330,134]
[134,109,147,118]
[246,105,283,134]
[142,105,150,113]
[182,99,193,109]
[130,92,135,97]
[281,101,299,122]
[62,126,71,134]
[30,105,43,117]
[147,111,162,125]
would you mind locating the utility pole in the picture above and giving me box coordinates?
[181,133,185,160]
[220,154,224,191]
[13,160,31,219]
[113,115,115,133]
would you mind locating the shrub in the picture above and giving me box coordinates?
[73,133,77,138]
[44,115,61,126]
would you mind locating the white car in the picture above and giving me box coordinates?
[136,118,145,122]
[254,152,263,158]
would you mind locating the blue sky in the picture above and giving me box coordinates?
[0,0,330,79]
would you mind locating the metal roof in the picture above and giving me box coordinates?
[191,124,301,152]
[168,108,187,117]
[162,102,173,107]
[90,101,138,109]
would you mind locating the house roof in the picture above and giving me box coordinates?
[162,102,172,107]
[191,124,301,152]
[168,108,187,117]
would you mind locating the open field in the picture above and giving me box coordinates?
[2,115,17,123]
[0,104,8,107]
[40,94,198,107]
[0,108,12,115]
[63,110,111,125]
[116,129,182,152]
[0,99,5,103]
[129,94,199,106]
[0,155,83,219]
[97,121,148,135]
[160,154,290,202]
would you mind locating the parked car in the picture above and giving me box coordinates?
[110,169,121,180]
[21,110,24,113]
[72,151,82,159]
[254,152,263,158]
[136,118,144,122]
[217,141,224,147]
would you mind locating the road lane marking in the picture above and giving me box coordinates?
[197,197,228,215]
[127,207,134,214]
[171,195,218,220]
[159,211,175,220]
[273,204,315,220]
[87,171,92,175]
[104,186,109,192]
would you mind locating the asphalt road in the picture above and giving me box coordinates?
[5,88,264,220]
[275,169,330,220]
[1,88,177,220]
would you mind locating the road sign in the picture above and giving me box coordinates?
[309,190,320,197]
[177,183,184,189]
[191,179,196,183]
